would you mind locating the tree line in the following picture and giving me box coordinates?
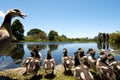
[11,19,69,42]
[11,19,120,43]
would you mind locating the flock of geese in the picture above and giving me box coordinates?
[0,9,120,80]
[22,46,120,80]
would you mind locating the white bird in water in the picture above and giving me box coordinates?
[0,9,26,51]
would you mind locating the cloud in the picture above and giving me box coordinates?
[0,10,5,17]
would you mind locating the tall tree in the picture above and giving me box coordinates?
[48,30,58,41]
[12,19,24,41]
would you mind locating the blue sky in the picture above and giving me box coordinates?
[0,0,120,38]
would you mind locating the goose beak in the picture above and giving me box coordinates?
[20,13,27,19]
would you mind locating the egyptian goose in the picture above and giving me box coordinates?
[72,51,94,80]
[96,51,116,80]
[107,53,120,79]
[78,48,90,68]
[22,49,41,74]
[0,9,26,50]
[87,48,97,71]
[22,57,41,74]
[62,48,74,71]
[43,50,55,74]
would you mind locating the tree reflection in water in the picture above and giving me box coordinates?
[27,44,47,51]
[0,43,24,64]
[48,44,58,51]
[97,41,110,50]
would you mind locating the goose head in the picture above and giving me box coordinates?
[99,51,107,62]
[63,48,68,56]
[78,48,85,57]
[2,9,26,27]
[107,53,114,61]
[5,9,26,19]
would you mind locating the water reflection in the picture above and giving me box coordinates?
[10,44,24,64]
[48,44,58,51]
[27,44,47,51]
[110,43,120,50]
[97,42,110,50]
[0,43,24,64]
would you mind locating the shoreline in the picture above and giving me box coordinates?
[0,64,64,79]
[0,64,64,73]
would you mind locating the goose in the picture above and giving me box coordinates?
[87,48,96,64]
[62,48,74,71]
[43,50,55,74]
[78,48,90,68]
[87,48,97,71]
[107,53,120,79]
[22,48,41,74]
[96,51,116,80]
[72,51,94,80]
[0,9,26,50]
[22,57,41,74]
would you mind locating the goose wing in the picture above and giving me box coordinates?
[0,28,10,40]
[0,28,11,51]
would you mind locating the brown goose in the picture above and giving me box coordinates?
[107,53,120,79]
[72,51,93,80]
[43,50,55,74]
[0,9,26,50]
[96,51,116,80]
[62,48,74,71]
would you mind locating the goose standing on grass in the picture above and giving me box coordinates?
[43,50,55,74]
[72,51,94,80]
[0,9,26,50]
[62,48,74,72]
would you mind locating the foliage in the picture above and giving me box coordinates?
[25,28,96,42]
[12,19,24,41]
[109,31,120,44]
[38,31,47,41]
[48,30,58,41]
[27,28,42,36]
[27,28,47,41]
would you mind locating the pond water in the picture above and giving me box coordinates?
[0,42,120,71]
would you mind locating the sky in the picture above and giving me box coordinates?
[0,0,120,38]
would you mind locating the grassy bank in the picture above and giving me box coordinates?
[0,68,74,80]
[0,66,100,80]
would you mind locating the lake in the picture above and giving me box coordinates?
[0,42,120,71]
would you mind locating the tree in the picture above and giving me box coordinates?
[27,28,47,41]
[27,28,42,36]
[38,31,47,40]
[110,31,120,43]
[48,30,58,41]
[12,19,24,41]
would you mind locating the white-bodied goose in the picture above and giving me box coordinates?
[0,9,26,50]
